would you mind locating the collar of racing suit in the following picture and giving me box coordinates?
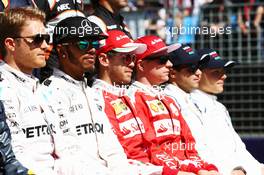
[0,61,39,91]
[131,81,165,100]
[191,89,218,101]
[92,79,126,97]
[190,89,218,114]
[165,83,190,100]
[52,68,86,88]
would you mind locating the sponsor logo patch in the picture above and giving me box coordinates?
[111,99,131,119]
[153,119,180,137]
[119,117,145,138]
[146,99,168,116]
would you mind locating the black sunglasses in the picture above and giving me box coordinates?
[14,34,50,45]
[145,55,170,64]
[175,64,199,74]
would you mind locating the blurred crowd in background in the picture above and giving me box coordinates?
[83,0,264,63]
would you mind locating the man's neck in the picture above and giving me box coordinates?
[99,0,119,13]
[136,77,154,87]
[98,72,113,85]
[60,66,84,81]
[4,56,32,74]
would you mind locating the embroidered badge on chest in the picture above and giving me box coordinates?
[111,98,131,119]
[119,117,145,138]
[146,99,169,116]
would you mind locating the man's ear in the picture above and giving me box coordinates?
[4,38,16,52]
[98,53,109,67]
[137,59,144,72]
[169,68,177,79]
[56,45,68,59]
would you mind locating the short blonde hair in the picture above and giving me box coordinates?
[0,7,46,57]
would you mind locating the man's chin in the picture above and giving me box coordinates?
[36,60,47,68]
[84,66,95,73]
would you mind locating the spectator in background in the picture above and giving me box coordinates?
[177,7,197,46]
[0,0,34,11]
[34,0,84,41]
[0,7,55,174]
[34,0,85,81]
[253,3,264,60]
[165,13,174,44]
[197,0,229,49]
[176,0,212,46]
[237,0,262,61]
[90,0,132,38]
[191,49,264,175]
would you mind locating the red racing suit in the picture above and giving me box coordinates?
[124,81,218,174]
[92,79,151,163]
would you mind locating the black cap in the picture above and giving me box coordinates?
[197,48,236,69]
[168,45,208,67]
[53,16,108,44]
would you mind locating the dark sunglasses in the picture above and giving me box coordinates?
[14,34,50,45]
[175,64,199,74]
[123,54,136,65]
[63,40,100,51]
[145,55,170,64]
[108,51,136,66]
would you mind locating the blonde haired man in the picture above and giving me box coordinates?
[0,7,55,174]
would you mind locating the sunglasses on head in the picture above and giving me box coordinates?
[107,51,136,66]
[145,55,170,64]
[14,34,50,45]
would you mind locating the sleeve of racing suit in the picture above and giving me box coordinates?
[222,105,262,175]
[89,89,163,175]
[0,100,28,175]
[0,84,31,174]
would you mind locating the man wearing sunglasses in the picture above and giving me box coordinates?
[122,36,220,175]
[0,7,56,175]
[191,49,264,175]
[92,30,167,175]
[40,16,160,175]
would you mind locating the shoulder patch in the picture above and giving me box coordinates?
[43,79,52,86]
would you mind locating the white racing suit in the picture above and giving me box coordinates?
[0,61,56,175]
[189,89,263,175]
[164,84,216,164]
[40,68,163,175]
